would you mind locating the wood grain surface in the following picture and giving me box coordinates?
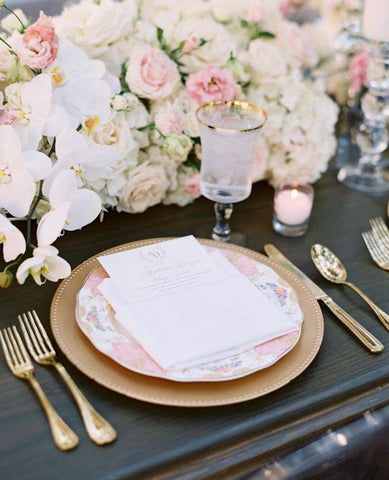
[1,171,388,479]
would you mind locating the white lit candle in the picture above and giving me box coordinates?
[274,185,314,226]
[362,0,389,43]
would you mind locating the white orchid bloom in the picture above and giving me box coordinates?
[5,74,53,150]
[44,39,113,130]
[45,38,106,87]
[16,245,71,285]
[38,169,102,247]
[0,126,51,217]
[0,214,26,262]
[43,128,116,193]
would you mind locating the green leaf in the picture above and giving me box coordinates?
[258,31,275,39]
[240,19,250,29]
[138,122,156,131]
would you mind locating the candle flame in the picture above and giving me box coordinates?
[291,189,298,198]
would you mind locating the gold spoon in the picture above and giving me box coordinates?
[311,244,389,331]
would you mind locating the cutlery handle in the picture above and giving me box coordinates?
[345,281,389,331]
[28,376,79,451]
[322,297,384,353]
[54,362,117,445]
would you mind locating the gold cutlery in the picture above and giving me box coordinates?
[370,217,389,251]
[0,326,79,451]
[264,244,384,353]
[311,244,389,331]
[19,311,117,446]
[362,231,389,271]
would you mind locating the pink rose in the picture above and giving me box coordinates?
[186,65,241,104]
[349,51,370,93]
[184,173,201,199]
[182,35,201,54]
[248,1,268,23]
[125,44,180,100]
[155,103,185,136]
[13,12,58,69]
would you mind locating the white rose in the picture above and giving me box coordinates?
[54,0,137,58]
[163,134,193,160]
[118,164,170,213]
[210,0,242,23]
[172,18,238,73]
[163,166,199,207]
[125,44,180,100]
[276,22,318,68]
[244,39,288,83]
[1,9,28,33]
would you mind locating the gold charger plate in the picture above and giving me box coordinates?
[51,238,324,407]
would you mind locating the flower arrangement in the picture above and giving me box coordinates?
[0,0,338,287]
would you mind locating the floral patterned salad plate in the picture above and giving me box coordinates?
[76,246,304,383]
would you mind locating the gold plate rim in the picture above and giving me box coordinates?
[50,238,324,407]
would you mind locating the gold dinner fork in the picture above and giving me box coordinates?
[362,231,389,271]
[0,326,79,451]
[19,310,116,446]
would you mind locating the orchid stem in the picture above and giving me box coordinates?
[4,255,23,273]
[0,36,14,51]
[8,217,27,222]
[3,5,26,32]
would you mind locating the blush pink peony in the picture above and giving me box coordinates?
[183,173,201,199]
[154,103,185,136]
[186,65,241,104]
[349,51,370,93]
[125,44,180,100]
[13,12,58,69]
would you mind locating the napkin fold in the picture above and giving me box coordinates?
[97,237,298,371]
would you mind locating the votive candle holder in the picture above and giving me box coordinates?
[273,184,314,237]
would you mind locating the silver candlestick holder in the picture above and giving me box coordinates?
[338,39,389,193]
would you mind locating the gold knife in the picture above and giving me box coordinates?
[264,244,384,353]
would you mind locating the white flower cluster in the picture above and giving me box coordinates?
[0,0,339,286]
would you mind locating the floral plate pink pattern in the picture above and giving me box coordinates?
[76,247,303,382]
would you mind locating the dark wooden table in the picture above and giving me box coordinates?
[1,170,389,480]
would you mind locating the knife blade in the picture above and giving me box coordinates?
[264,244,384,354]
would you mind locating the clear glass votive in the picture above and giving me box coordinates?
[272,184,314,237]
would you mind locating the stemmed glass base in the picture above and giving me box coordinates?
[195,202,247,246]
[338,159,389,194]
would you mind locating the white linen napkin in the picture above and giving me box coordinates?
[97,237,298,371]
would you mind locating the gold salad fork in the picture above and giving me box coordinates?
[19,311,117,446]
[370,217,389,251]
[362,231,389,271]
[0,326,79,451]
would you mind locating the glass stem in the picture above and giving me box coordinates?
[213,202,233,242]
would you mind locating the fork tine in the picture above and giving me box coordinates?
[18,313,43,355]
[5,328,23,366]
[370,232,389,262]
[371,218,389,251]
[31,310,55,354]
[362,232,382,264]
[27,311,46,351]
[12,326,31,364]
[363,231,386,265]
[18,314,39,360]
[0,330,14,370]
